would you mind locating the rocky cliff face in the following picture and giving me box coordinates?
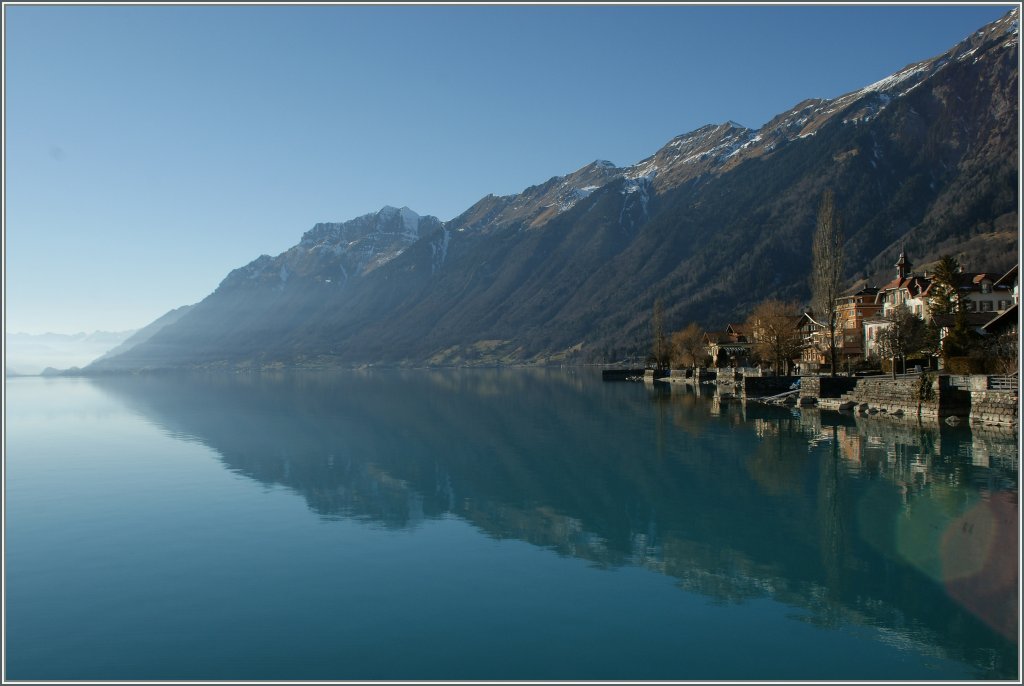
[219,205,443,292]
[90,10,1019,370]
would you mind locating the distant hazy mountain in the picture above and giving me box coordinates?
[89,10,1019,371]
[6,330,135,376]
[6,306,196,376]
[92,305,195,363]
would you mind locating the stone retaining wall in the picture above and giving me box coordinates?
[970,390,1019,428]
[741,376,798,399]
[845,376,939,417]
[799,376,857,399]
[799,374,1016,427]
[691,368,717,383]
[643,369,670,382]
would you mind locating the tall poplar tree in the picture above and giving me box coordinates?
[651,299,669,369]
[811,189,844,376]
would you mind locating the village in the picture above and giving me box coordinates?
[635,250,1019,429]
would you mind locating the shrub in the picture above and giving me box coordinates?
[918,372,936,403]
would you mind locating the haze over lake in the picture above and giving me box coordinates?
[5,370,1017,680]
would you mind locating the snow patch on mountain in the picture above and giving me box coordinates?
[724,131,762,159]
[862,63,931,95]
[623,173,654,194]
[558,185,601,212]
[626,159,658,180]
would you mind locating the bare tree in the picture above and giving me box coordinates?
[984,330,1019,375]
[745,299,803,375]
[877,304,926,378]
[811,190,844,377]
[671,323,707,368]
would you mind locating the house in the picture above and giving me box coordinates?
[795,312,825,372]
[726,323,748,338]
[993,263,1018,305]
[796,289,881,372]
[834,286,882,364]
[984,264,1019,337]
[956,271,1015,315]
[983,303,1018,337]
[875,250,933,319]
[703,323,752,367]
[929,311,995,341]
[864,250,934,360]
[864,257,1018,362]
[863,316,889,361]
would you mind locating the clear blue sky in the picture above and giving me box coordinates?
[4,3,1014,334]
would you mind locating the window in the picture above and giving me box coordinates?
[965,301,976,312]
[982,300,993,312]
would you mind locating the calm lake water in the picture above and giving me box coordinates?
[5,369,1019,680]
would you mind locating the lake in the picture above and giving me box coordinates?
[4,369,1018,680]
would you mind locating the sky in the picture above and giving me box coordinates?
[4,3,1015,335]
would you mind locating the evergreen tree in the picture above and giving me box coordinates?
[928,254,962,317]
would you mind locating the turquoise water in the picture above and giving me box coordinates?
[4,370,1018,680]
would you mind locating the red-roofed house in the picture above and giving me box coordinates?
[876,250,933,319]
[864,250,932,360]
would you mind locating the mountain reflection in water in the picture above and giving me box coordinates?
[88,369,1018,678]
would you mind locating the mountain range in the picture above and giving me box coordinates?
[88,10,1019,371]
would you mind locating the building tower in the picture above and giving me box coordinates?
[895,248,911,280]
